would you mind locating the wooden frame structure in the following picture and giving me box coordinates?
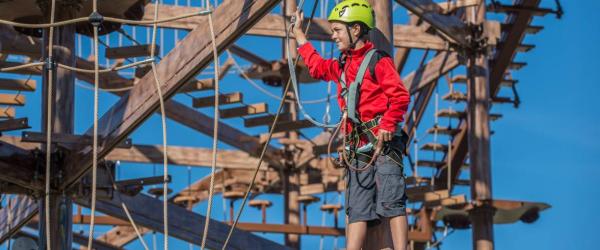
[0,0,559,249]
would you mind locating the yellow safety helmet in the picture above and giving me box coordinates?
[328,0,375,29]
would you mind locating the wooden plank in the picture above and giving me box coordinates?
[105,144,268,170]
[509,61,527,70]
[0,78,36,91]
[60,0,282,190]
[0,118,29,132]
[193,92,243,108]
[21,132,132,148]
[394,0,469,46]
[420,143,448,152]
[0,106,15,119]
[74,191,286,250]
[179,79,214,93]
[271,120,314,133]
[516,43,536,52]
[220,103,268,118]
[105,44,158,59]
[0,94,25,106]
[244,113,292,127]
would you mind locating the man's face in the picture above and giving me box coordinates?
[330,22,355,52]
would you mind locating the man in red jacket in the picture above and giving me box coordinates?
[292,1,410,249]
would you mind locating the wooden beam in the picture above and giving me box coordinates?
[193,92,243,108]
[105,44,158,59]
[21,132,132,148]
[220,103,268,118]
[0,106,15,119]
[140,4,450,50]
[244,113,292,127]
[105,144,269,170]
[60,0,282,190]
[0,78,36,91]
[271,120,314,133]
[0,118,29,132]
[74,191,286,249]
[0,140,38,191]
[394,0,469,46]
[0,94,25,106]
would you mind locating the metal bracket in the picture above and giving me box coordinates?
[88,11,104,27]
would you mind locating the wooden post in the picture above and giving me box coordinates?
[466,2,494,250]
[38,1,78,249]
[283,0,301,248]
[369,0,394,55]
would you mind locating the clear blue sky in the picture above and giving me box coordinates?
[2,0,598,249]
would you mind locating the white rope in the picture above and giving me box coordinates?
[86,0,100,248]
[148,2,170,249]
[44,0,57,248]
[200,0,220,248]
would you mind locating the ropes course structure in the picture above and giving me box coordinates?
[0,0,562,249]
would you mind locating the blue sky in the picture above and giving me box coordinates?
[1,0,599,249]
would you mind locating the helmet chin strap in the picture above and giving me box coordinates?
[345,24,357,50]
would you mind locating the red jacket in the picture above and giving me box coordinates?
[298,41,410,142]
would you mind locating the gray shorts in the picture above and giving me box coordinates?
[344,153,407,224]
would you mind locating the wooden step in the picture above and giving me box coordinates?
[0,118,29,132]
[426,126,461,136]
[0,94,25,106]
[220,103,268,119]
[0,107,15,119]
[249,199,273,208]
[179,79,214,93]
[436,109,464,119]
[417,160,445,168]
[271,120,315,133]
[450,75,467,84]
[516,44,536,52]
[443,92,514,105]
[0,78,36,91]
[442,92,467,102]
[437,109,503,121]
[193,92,243,108]
[424,194,467,207]
[105,44,158,59]
[451,75,517,88]
[420,143,448,152]
[509,61,527,70]
[500,79,518,87]
[244,113,292,127]
[490,4,554,16]
[525,25,544,34]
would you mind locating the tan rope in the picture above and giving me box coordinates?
[44,0,57,248]
[147,2,170,250]
[0,62,44,72]
[200,0,220,248]
[56,58,153,73]
[86,0,100,248]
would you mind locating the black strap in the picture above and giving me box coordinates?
[367,49,391,83]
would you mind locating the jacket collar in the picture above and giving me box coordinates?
[346,41,374,58]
